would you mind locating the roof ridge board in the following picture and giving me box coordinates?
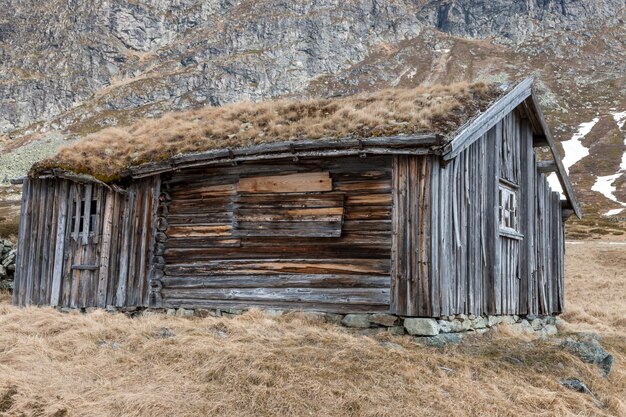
[442,77,534,160]
[127,133,441,178]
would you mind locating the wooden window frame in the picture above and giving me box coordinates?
[498,181,523,239]
[70,196,100,242]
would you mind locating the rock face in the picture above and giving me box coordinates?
[0,240,16,290]
[0,0,624,201]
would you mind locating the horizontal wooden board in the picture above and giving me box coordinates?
[167,224,232,238]
[161,274,389,289]
[161,287,390,305]
[165,259,390,276]
[238,172,332,193]
[161,298,389,313]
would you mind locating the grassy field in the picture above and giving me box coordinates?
[0,240,624,417]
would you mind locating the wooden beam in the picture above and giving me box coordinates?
[525,93,582,219]
[536,160,557,173]
[128,134,441,178]
[443,78,534,160]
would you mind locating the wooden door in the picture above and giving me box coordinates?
[60,183,106,308]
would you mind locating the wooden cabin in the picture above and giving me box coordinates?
[12,78,581,317]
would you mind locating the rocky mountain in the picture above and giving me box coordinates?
[0,0,625,226]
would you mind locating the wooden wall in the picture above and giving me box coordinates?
[154,156,392,313]
[13,177,159,308]
[13,110,566,316]
[424,110,565,317]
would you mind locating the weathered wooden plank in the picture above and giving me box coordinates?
[161,287,390,305]
[96,191,115,307]
[165,259,390,276]
[13,178,31,305]
[238,172,332,193]
[161,274,389,289]
[50,181,69,306]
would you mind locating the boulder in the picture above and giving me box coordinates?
[561,338,614,376]
[341,314,370,328]
[369,313,399,327]
[404,318,439,336]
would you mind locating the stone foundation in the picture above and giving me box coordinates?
[61,305,558,339]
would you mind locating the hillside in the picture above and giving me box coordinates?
[0,0,625,234]
[0,240,625,416]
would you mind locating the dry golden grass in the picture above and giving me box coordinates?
[0,240,624,417]
[33,82,500,181]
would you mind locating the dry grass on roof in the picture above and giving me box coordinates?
[34,82,501,181]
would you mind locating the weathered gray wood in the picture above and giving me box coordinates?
[129,135,440,178]
[97,191,114,307]
[444,78,533,160]
[536,160,557,173]
[50,180,69,306]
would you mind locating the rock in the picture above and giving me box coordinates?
[454,319,472,332]
[544,324,558,335]
[341,314,371,328]
[105,305,117,313]
[85,307,98,314]
[221,307,244,315]
[508,319,534,334]
[369,313,399,327]
[0,264,6,278]
[530,318,544,330]
[561,338,614,376]
[176,308,194,317]
[415,333,462,347]
[560,378,592,395]
[193,308,212,318]
[380,341,404,350]
[296,311,327,323]
[404,318,439,336]
[387,326,405,335]
[166,308,177,316]
[487,315,503,327]
[1,250,15,267]
[156,327,175,338]
[471,317,487,329]
[437,320,453,333]
[324,313,344,325]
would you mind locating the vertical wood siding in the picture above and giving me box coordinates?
[390,155,431,316]
[428,110,565,317]
[13,177,159,308]
[153,156,392,313]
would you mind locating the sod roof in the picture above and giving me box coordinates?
[33,82,502,181]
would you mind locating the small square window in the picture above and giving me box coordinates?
[499,183,517,232]
[71,198,99,236]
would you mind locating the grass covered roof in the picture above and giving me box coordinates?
[34,82,502,181]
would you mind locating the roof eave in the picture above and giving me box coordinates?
[126,134,443,179]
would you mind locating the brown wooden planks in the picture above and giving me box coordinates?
[238,172,332,193]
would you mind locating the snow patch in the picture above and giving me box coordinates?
[592,173,626,216]
[611,110,626,130]
[546,117,599,199]
[605,208,625,216]
[561,117,599,174]
[610,110,626,171]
